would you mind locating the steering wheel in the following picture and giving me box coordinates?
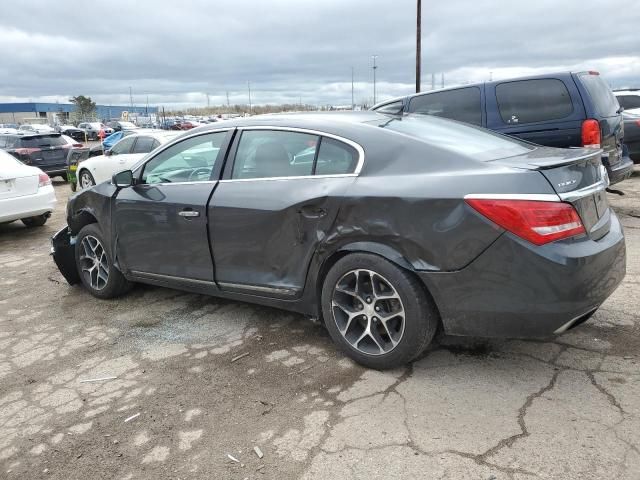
[188,167,212,182]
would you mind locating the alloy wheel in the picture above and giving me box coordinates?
[79,235,109,291]
[331,269,406,355]
[80,172,94,189]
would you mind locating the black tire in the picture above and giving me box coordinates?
[21,214,48,227]
[78,169,95,189]
[75,223,132,299]
[321,253,439,369]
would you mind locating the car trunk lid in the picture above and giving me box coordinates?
[0,164,39,199]
[489,146,610,240]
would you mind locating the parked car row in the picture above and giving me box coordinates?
[371,71,634,185]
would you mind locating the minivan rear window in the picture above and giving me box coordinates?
[376,115,534,161]
[496,79,573,125]
[579,74,620,117]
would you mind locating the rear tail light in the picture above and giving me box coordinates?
[465,198,586,246]
[14,147,41,155]
[38,173,51,188]
[581,119,601,148]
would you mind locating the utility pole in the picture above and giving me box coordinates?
[372,55,378,105]
[431,73,435,90]
[416,0,421,93]
[129,86,133,109]
[247,81,252,114]
[146,95,149,115]
[206,93,210,108]
[226,91,230,108]
[441,72,444,88]
[351,66,355,109]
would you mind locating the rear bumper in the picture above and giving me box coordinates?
[606,155,634,184]
[0,185,57,223]
[419,212,626,338]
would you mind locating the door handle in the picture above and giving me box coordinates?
[179,210,200,218]
[300,206,327,219]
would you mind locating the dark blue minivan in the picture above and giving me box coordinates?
[371,71,634,185]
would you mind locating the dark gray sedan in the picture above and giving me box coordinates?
[51,112,626,369]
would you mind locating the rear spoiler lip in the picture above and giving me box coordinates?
[490,148,603,170]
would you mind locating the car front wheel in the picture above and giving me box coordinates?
[79,170,96,189]
[321,253,439,369]
[75,223,132,299]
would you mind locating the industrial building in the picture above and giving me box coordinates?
[0,102,158,125]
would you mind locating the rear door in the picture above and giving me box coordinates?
[209,128,361,298]
[114,130,231,283]
[487,77,585,147]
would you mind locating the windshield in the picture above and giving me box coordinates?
[120,122,137,129]
[374,115,535,161]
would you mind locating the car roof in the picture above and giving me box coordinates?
[126,131,181,142]
[613,90,640,95]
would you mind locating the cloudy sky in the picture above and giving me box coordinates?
[1,0,638,109]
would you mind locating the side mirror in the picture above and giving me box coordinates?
[112,170,134,188]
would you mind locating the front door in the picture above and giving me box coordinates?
[114,130,230,282]
[209,129,360,298]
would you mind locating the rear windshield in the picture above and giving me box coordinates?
[0,149,21,165]
[375,115,535,161]
[19,135,67,148]
[579,74,619,117]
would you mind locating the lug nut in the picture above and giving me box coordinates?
[366,297,372,303]
[375,306,380,312]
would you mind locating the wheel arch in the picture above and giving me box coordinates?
[313,241,441,324]
[68,207,99,235]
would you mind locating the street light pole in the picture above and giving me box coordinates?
[248,81,252,115]
[351,66,355,110]
[372,55,378,105]
[416,0,421,93]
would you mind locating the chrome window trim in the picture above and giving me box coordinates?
[464,193,561,202]
[223,125,365,182]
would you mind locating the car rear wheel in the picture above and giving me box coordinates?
[21,214,48,227]
[321,253,438,369]
[75,223,132,299]
[79,170,95,189]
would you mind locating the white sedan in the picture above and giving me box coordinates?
[77,131,179,188]
[0,149,57,227]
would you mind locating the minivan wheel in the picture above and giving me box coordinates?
[321,253,438,369]
[75,223,132,299]
[79,170,95,189]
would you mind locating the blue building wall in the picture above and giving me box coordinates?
[0,103,158,119]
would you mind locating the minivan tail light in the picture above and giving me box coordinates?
[38,173,51,188]
[581,119,601,148]
[465,198,585,246]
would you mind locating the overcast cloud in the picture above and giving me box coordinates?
[0,0,638,109]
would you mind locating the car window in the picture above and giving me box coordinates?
[232,130,318,179]
[578,74,619,117]
[131,136,156,154]
[111,136,136,155]
[616,95,640,110]
[20,135,66,147]
[314,138,358,175]
[375,100,404,115]
[496,79,573,124]
[407,87,482,126]
[377,115,535,161]
[0,136,6,148]
[142,132,225,184]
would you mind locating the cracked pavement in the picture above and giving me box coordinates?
[1,167,639,479]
